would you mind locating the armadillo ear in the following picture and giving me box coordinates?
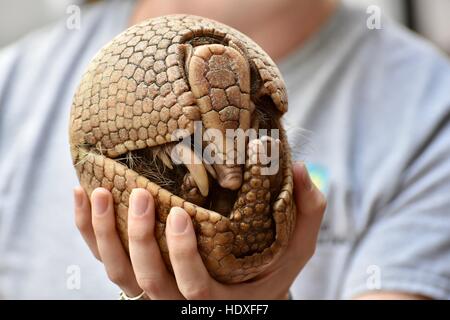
[177,43,194,81]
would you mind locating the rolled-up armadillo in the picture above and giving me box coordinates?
[69,15,295,283]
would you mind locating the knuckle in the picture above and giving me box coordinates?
[128,226,154,243]
[92,252,102,262]
[92,219,116,240]
[294,242,316,265]
[181,283,211,300]
[315,193,327,213]
[106,268,128,286]
[74,214,89,233]
[172,245,197,261]
[137,276,163,296]
[93,225,115,240]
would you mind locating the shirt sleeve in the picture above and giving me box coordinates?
[341,110,450,299]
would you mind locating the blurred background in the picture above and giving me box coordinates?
[1,0,450,54]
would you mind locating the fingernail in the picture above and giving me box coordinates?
[131,190,149,216]
[74,188,84,208]
[169,208,188,234]
[93,192,109,215]
[302,163,313,191]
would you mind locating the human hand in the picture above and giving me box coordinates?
[74,162,326,299]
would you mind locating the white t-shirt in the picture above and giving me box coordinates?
[1,0,449,299]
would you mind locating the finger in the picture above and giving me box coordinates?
[73,186,100,261]
[289,162,326,263]
[166,207,215,300]
[128,189,183,299]
[91,188,142,297]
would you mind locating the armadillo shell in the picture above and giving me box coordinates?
[69,15,295,283]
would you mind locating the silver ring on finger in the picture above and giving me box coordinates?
[119,290,146,300]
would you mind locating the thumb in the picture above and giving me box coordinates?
[287,162,327,264]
